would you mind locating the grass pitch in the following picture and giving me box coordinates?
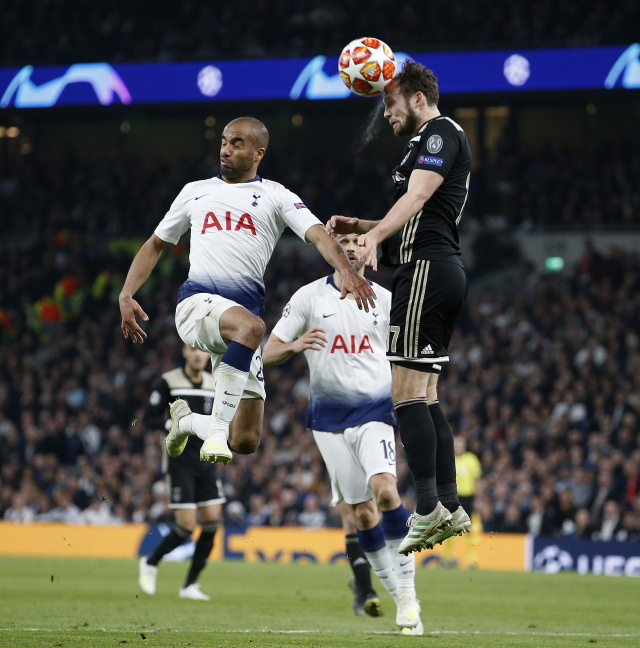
[0,556,637,648]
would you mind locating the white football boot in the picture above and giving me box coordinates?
[428,506,472,547]
[199,425,232,465]
[138,557,158,595]
[398,502,452,555]
[396,593,421,629]
[166,399,194,458]
[179,583,211,600]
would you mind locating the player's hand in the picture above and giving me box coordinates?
[119,295,149,343]
[340,270,376,312]
[293,327,328,353]
[326,215,361,238]
[357,232,380,272]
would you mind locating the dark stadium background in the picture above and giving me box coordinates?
[1,1,640,548]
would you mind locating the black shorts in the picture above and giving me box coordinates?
[387,259,467,373]
[165,454,226,509]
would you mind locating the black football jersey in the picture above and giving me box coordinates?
[380,115,471,267]
[143,367,215,463]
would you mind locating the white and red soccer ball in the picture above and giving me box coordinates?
[339,37,397,96]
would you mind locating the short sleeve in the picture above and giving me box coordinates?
[275,185,322,243]
[154,183,193,245]
[271,287,312,344]
[413,123,460,179]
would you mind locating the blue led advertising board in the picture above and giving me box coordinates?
[1,43,639,109]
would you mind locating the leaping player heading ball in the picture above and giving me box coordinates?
[119,117,376,465]
[327,61,472,555]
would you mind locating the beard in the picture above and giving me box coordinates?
[220,154,254,181]
[394,105,419,138]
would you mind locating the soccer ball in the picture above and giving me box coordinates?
[339,37,397,96]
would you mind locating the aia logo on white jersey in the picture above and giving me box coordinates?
[330,335,373,354]
[201,211,256,236]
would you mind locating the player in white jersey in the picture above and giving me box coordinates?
[119,117,376,466]
[263,234,423,635]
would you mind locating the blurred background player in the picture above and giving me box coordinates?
[138,345,224,600]
[263,233,423,635]
[327,62,472,554]
[339,503,380,616]
[119,117,376,468]
[440,435,482,568]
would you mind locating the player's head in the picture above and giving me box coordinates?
[383,60,439,137]
[220,117,269,182]
[337,233,366,274]
[182,345,209,372]
[453,434,466,456]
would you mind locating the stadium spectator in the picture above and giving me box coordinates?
[3,0,640,66]
[1,151,640,541]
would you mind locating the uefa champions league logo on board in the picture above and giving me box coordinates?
[0,64,131,108]
[604,43,640,89]
[289,53,410,100]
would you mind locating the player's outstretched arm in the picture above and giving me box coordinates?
[325,215,379,238]
[358,169,444,271]
[119,233,171,343]
[263,329,328,366]
[305,224,376,312]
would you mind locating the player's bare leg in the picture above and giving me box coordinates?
[368,473,422,634]
[199,306,264,463]
[350,497,398,605]
[424,373,471,546]
[172,305,264,464]
[340,504,380,617]
[392,365,452,554]
[228,397,263,454]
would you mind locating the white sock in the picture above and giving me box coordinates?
[179,363,249,441]
[362,547,398,601]
[212,363,248,424]
[385,537,416,598]
[179,413,209,440]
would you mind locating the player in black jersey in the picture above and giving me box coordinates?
[327,61,471,555]
[138,345,225,600]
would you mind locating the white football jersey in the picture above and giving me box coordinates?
[272,276,395,432]
[154,175,321,314]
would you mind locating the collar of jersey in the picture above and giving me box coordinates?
[182,367,202,388]
[326,275,373,291]
[215,174,262,183]
[417,115,441,133]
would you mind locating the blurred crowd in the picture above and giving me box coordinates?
[3,0,639,66]
[477,147,640,229]
[1,148,640,542]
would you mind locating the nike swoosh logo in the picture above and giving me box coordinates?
[323,313,336,318]
[400,560,411,566]
[195,194,209,200]
[224,391,239,396]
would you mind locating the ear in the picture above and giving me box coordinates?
[255,147,266,163]
[413,91,426,109]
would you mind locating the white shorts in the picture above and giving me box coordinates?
[175,293,266,400]
[313,421,397,506]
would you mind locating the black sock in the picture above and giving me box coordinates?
[345,533,373,593]
[184,522,219,587]
[146,525,191,566]
[395,398,438,515]
[430,401,460,513]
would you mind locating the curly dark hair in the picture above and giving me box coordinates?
[395,59,439,107]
